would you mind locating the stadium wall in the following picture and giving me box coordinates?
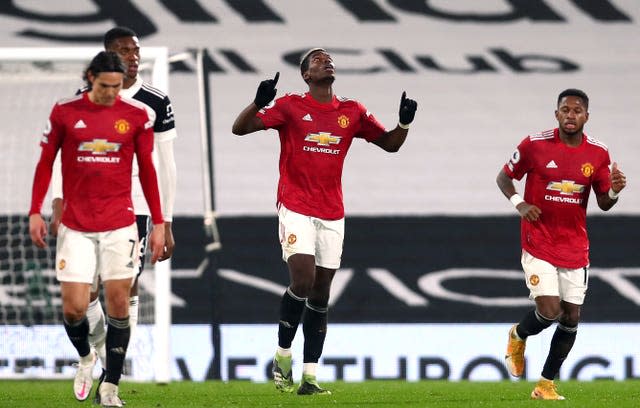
[2,215,640,381]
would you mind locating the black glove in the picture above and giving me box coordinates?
[398,91,417,127]
[254,72,280,109]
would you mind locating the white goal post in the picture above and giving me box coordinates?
[0,47,171,383]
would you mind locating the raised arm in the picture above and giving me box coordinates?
[373,91,417,152]
[232,72,279,135]
[496,169,541,222]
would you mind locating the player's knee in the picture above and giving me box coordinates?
[62,307,86,324]
[559,310,580,326]
[290,280,313,298]
[536,305,561,321]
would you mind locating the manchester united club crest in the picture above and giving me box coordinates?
[287,234,297,245]
[581,163,594,177]
[529,274,540,286]
[58,259,66,270]
[114,119,130,134]
[337,115,349,129]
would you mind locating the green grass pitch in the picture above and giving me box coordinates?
[1,379,639,407]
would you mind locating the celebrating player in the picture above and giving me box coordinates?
[29,51,165,407]
[497,89,626,400]
[232,48,417,395]
[50,26,178,401]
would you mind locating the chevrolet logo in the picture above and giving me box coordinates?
[304,132,341,146]
[546,180,585,195]
[78,139,121,155]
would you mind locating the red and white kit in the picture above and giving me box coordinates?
[257,92,386,220]
[503,128,611,268]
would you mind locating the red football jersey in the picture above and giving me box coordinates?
[503,128,611,268]
[30,93,163,232]
[257,92,386,220]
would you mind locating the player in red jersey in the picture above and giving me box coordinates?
[28,51,165,407]
[232,48,417,395]
[497,89,626,400]
[49,28,178,401]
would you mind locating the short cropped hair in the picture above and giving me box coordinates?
[103,26,138,49]
[299,47,326,77]
[557,88,589,109]
[83,51,126,87]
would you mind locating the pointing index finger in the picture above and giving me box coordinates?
[273,71,280,84]
[401,91,406,105]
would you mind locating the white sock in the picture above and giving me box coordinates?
[129,296,139,342]
[86,298,106,368]
[303,363,317,377]
[276,347,292,357]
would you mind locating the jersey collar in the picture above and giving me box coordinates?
[304,92,339,111]
[119,76,143,98]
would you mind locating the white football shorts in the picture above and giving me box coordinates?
[56,223,139,287]
[521,249,589,305]
[278,204,344,269]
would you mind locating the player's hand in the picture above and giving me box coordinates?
[159,222,175,261]
[29,214,48,248]
[516,202,542,222]
[49,198,63,237]
[398,91,417,127]
[148,223,166,264]
[610,162,626,194]
[254,72,279,109]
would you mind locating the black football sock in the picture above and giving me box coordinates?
[63,316,91,358]
[516,309,555,340]
[302,301,328,363]
[105,315,130,386]
[541,323,577,380]
[278,287,306,349]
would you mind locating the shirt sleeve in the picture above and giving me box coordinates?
[155,137,177,221]
[503,137,532,181]
[256,96,287,129]
[51,152,63,199]
[135,110,164,225]
[153,95,176,134]
[592,151,612,195]
[355,102,386,142]
[29,105,63,215]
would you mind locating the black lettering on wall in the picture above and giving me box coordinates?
[570,0,631,22]
[335,0,396,21]
[159,0,217,22]
[416,55,497,74]
[0,0,156,42]
[225,0,283,22]
[491,48,580,73]
[387,0,564,22]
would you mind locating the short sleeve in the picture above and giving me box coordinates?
[591,152,612,195]
[153,95,175,133]
[503,137,532,181]
[256,96,287,129]
[355,102,385,142]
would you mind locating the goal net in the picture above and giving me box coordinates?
[0,47,171,381]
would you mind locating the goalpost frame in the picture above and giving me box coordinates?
[0,46,172,383]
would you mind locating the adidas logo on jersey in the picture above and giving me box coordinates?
[546,160,558,168]
[302,114,312,122]
[74,120,87,129]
